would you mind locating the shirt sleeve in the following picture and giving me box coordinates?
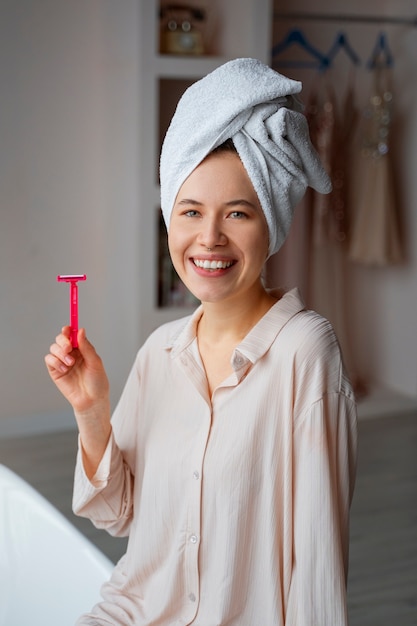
[72,431,134,537]
[285,391,358,625]
[71,351,143,538]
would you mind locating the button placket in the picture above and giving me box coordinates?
[182,407,210,622]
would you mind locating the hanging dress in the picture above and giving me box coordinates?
[348,64,403,265]
[304,74,362,389]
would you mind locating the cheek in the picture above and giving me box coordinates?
[167,234,178,265]
[168,217,196,255]
[167,228,186,271]
[248,226,269,264]
[167,223,179,252]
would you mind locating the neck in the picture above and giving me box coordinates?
[198,286,279,345]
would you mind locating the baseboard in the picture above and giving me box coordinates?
[0,410,77,439]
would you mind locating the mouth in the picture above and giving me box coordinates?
[192,258,235,271]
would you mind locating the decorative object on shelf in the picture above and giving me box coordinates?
[159,3,206,55]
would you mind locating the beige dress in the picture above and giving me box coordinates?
[305,75,359,385]
[348,66,403,265]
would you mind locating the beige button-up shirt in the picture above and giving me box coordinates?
[73,288,357,625]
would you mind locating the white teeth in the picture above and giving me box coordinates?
[194,259,233,270]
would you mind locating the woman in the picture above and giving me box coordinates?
[45,59,357,625]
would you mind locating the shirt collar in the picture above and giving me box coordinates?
[235,287,306,365]
[166,287,305,365]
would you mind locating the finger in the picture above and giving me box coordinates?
[55,331,73,351]
[44,352,71,375]
[49,341,75,367]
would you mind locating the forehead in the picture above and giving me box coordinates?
[176,151,259,200]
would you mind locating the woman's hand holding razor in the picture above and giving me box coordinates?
[45,326,111,479]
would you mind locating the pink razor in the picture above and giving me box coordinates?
[57,274,87,348]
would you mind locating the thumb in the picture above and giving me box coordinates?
[77,328,99,361]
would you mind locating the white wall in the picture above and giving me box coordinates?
[1,0,416,437]
[0,1,142,435]
[271,0,417,399]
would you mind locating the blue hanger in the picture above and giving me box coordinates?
[367,32,394,68]
[324,31,361,67]
[271,28,329,70]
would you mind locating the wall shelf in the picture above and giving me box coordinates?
[156,55,231,78]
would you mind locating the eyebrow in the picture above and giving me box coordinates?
[226,199,258,209]
[177,198,258,209]
[177,199,202,206]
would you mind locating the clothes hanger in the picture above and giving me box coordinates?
[324,31,361,67]
[367,32,394,68]
[271,28,329,69]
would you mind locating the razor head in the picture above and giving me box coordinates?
[57,274,87,283]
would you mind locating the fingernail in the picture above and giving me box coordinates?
[64,356,74,366]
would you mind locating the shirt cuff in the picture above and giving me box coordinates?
[81,432,113,488]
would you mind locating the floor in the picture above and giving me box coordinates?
[1,411,416,624]
[347,411,417,625]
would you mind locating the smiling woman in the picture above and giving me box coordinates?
[45,58,357,626]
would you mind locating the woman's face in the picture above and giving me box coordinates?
[168,151,270,305]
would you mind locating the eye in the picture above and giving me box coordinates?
[183,209,200,217]
[229,210,248,219]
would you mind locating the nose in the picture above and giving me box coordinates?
[197,214,227,249]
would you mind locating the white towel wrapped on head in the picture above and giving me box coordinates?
[160,57,332,257]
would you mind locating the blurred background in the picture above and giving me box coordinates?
[1,0,416,438]
[0,1,416,623]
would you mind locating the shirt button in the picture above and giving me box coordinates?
[189,593,196,602]
[193,470,200,480]
[190,534,198,544]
